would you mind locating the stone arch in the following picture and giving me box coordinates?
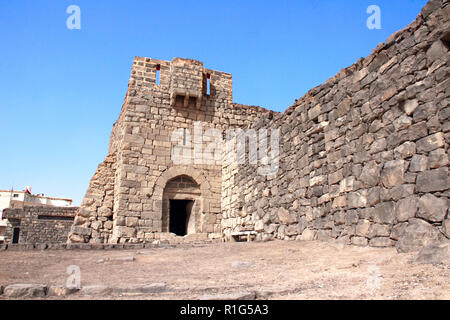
[151,166,212,234]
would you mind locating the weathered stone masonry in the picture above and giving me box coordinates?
[222,0,450,252]
[69,57,273,244]
[4,207,77,244]
[70,0,449,250]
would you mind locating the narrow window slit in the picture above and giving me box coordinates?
[155,65,161,86]
[206,74,211,96]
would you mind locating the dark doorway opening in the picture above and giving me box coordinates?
[169,200,193,236]
[12,228,20,244]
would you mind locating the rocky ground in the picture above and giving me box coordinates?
[0,240,448,300]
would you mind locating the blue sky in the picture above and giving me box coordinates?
[0,0,428,205]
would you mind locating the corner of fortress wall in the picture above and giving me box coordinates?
[69,0,449,249]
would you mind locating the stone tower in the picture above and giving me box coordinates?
[68,57,272,244]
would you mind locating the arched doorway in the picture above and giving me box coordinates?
[162,175,201,236]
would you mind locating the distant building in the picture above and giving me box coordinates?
[0,189,73,243]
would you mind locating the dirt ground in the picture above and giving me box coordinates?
[0,240,448,300]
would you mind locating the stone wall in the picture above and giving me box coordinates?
[221,0,450,252]
[70,0,448,248]
[69,57,274,244]
[4,206,77,244]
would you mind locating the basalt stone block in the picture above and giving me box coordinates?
[373,202,396,224]
[381,160,407,188]
[369,237,395,248]
[428,148,448,169]
[409,154,428,172]
[394,141,416,159]
[397,218,442,253]
[417,194,448,223]
[356,220,371,237]
[395,196,419,222]
[360,161,381,187]
[416,132,445,153]
[391,222,408,241]
[278,207,297,225]
[347,191,368,209]
[368,224,392,238]
[351,236,368,247]
[443,219,450,239]
[71,226,92,237]
[299,228,317,241]
[415,243,450,265]
[416,167,448,192]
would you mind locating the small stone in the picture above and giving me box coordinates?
[136,250,153,255]
[299,228,317,241]
[255,220,264,232]
[4,284,47,298]
[403,99,419,115]
[47,286,79,297]
[393,115,412,131]
[417,194,447,223]
[409,155,428,172]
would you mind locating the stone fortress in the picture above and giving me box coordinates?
[68,0,449,252]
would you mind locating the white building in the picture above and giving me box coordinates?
[0,189,73,243]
